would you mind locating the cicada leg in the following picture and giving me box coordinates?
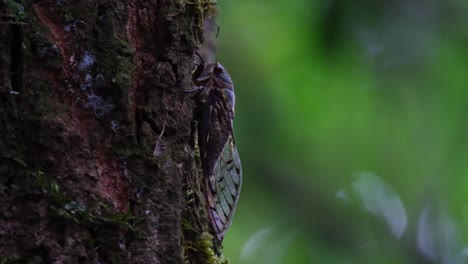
[184,86,205,94]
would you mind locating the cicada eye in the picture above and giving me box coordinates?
[214,63,224,74]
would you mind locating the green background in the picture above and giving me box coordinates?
[216,0,468,263]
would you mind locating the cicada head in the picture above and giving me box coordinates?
[212,63,233,90]
[192,52,234,90]
[213,63,224,74]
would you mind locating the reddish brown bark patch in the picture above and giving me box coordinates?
[32,1,131,211]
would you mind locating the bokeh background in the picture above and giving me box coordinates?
[214,0,468,263]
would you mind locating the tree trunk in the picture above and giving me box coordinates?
[0,0,220,263]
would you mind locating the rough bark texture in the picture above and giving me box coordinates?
[0,0,218,263]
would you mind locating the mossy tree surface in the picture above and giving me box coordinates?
[0,0,216,263]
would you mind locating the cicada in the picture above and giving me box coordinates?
[187,52,242,241]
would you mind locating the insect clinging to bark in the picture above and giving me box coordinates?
[187,52,242,241]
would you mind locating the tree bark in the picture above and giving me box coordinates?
[0,0,219,263]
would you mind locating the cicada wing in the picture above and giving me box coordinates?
[206,135,242,241]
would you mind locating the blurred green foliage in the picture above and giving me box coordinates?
[215,0,468,263]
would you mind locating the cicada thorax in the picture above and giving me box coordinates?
[190,56,242,241]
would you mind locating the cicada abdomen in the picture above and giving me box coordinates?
[190,54,242,241]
